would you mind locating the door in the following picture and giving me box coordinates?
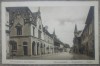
[32,42,35,55]
[23,46,28,55]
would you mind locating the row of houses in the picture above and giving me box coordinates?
[5,7,69,57]
[73,6,95,58]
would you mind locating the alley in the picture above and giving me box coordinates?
[9,52,94,60]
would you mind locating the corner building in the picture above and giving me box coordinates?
[6,7,54,56]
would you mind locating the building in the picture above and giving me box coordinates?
[63,44,70,52]
[43,27,54,54]
[81,6,94,57]
[52,30,64,53]
[6,7,54,57]
[73,24,82,53]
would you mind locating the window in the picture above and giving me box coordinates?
[33,27,35,37]
[10,41,17,51]
[16,27,22,35]
[38,30,41,38]
[12,43,17,50]
[15,23,22,35]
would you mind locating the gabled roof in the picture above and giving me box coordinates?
[53,36,64,45]
[31,12,38,26]
[85,6,94,24]
[6,7,41,26]
[6,7,31,14]
[81,6,94,36]
[15,23,22,28]
[43,27,53,38]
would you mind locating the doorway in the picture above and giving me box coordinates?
[23,42,28,55]
[32,41,35,55]
[23,46,28,55]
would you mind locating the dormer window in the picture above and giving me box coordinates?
[24,19,29,24]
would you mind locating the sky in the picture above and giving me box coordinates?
[29,6,90,47]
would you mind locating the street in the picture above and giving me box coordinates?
[9,52,94,60]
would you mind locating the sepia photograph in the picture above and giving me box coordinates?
[1,1,99,64]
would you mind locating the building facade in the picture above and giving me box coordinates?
[43,27,54,54]
[6,7,54,57]
[81,6,94,57]
[73,7,95,58]
[73,25,82,53]
[63,44,70,52]
[52,30,64,53]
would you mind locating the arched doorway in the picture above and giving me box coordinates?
[32,41,35,55]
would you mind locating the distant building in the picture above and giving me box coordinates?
[73,24,82,53]
[63,44,70,52]
[81,6,94,57]
[52,30,64,53]
[43,27,54,54]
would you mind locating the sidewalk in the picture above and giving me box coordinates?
[71,53,94,60]
[8,52,64,60]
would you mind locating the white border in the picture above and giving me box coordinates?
[1,1,99,64]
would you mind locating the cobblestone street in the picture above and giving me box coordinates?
[9,52,94,60]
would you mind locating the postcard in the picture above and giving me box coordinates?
[1,1,99,64]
